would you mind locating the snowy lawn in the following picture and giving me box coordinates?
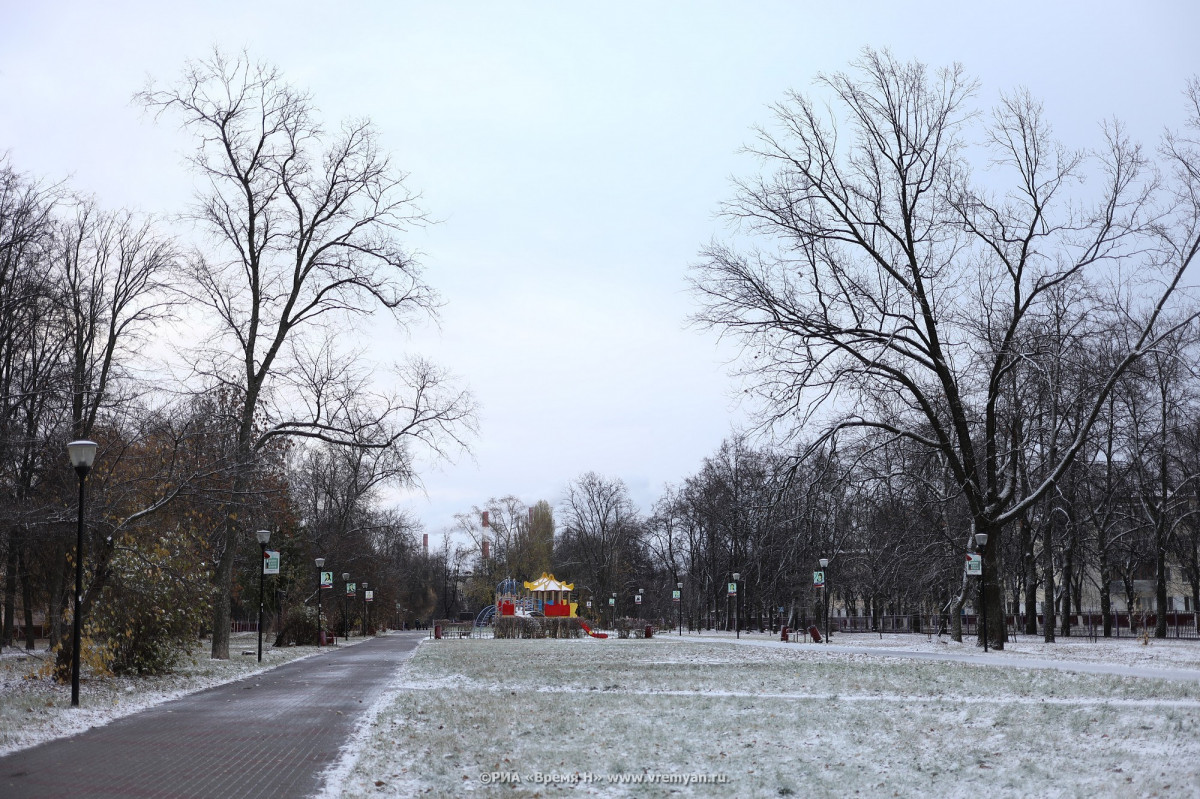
[0,632,364,756]
[333,634,1200,798]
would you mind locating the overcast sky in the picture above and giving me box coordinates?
[1,2,1195,540]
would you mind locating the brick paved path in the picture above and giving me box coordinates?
[0,631,423,798]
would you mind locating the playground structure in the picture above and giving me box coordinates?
[473,573,607,638]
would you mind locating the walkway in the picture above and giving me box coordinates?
[0,631,423,798]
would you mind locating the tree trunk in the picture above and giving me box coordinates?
[19,549,34,649]
[48,539,66,647]
[1060,534,1074,638]
[978,522,1005,650]
[1155,540,1169,638]
[2,537,15,648]
[1021,516,1038,635]
[1098,526,1113,637]
[1042,513,1056,643]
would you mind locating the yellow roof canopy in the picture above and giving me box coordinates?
[523,572,574,593]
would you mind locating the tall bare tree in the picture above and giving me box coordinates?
[138,49,470,658]
[692,50,1200,649]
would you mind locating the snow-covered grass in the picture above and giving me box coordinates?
[0,632,362,756]
[334,634,1200,798]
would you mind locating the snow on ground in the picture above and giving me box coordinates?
[0,632,365,756]
[331,633,1200,798]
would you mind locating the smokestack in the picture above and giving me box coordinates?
[482,539,490,560]
[528,506,534,522]
[422,533,428,553]
[482,511,490,528]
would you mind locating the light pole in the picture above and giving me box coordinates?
[67,440,97,708]
[342,573,351,637]
[362,581,369,635]
[256,530,271,662]
[315,558,325,645]
[976,532,990,653]
[676,581,683,636]
[819,558,829,644]
[733,572,741,639]
[610,592,617,631]
[637,587,644,625]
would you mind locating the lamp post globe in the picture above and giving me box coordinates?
[66,440,97,708]
[255,530,271,662]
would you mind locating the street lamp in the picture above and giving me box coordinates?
[362,581,369,636]
[819,558,830,645]
[733,572,741,639]
[315,558,325,646]
[611,592,617,631]
[637,587,644,624]
[342,573,351,637]
[66,440,97,708]
[256,530,271,662]
[976,532,990,653]
[677,581,683,636]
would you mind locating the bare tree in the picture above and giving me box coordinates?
[692,49,1200,649]
[556,473,642,614]
[138,49,472,658]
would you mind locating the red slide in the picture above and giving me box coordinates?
[579,620,608,639]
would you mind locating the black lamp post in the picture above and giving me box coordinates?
[976,532,990,653]
[733,572,741,639]
[677,581,683,636]
[637,587,644,625]
[67,440,97,708]
[342,572,351,637]
[315,558,325,646]
[362,581,369,636]
[256,530,271,662]
[610,592,616,630]
[819,558,830,644]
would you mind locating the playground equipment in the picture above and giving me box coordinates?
[490,573,608,637]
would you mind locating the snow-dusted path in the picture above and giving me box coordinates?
[676,632,1200,682]
[0,632,423,799]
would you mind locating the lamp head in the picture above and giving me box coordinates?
[255,530,271,545]
[819,558,828,568]
[67,440,98,476]
[975,532,989,548]
[733,572,740,581]
[315,557,325,568]
[342,572,350,581]
[677,582,683,589]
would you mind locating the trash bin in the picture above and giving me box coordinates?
[434,624,442,639]
[319,630,327,646]
[644,625,653,639]
[807,624,822,643]
[780,626,789,642]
